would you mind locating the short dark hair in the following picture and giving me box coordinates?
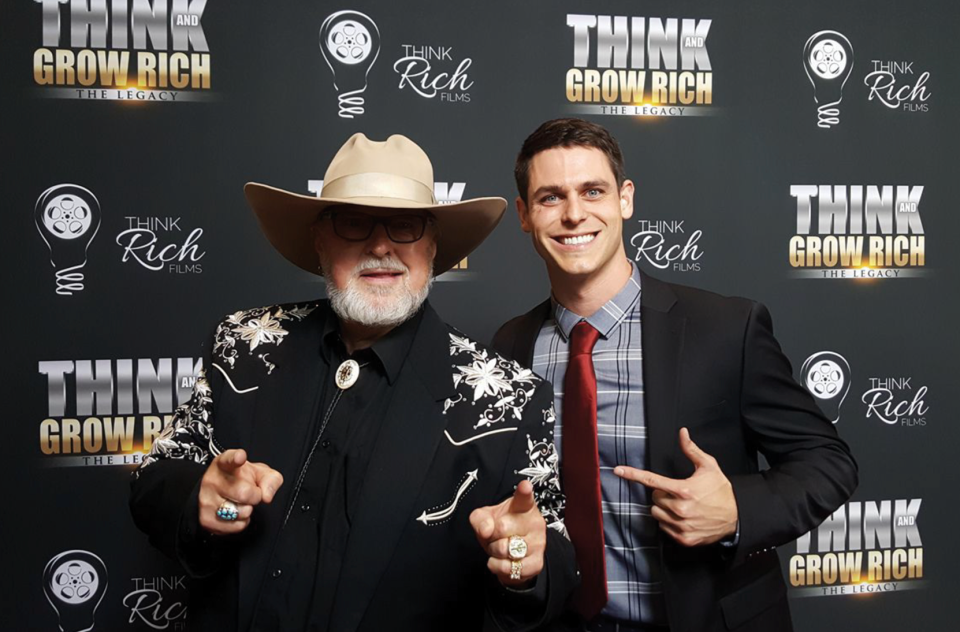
[514,118,626,203]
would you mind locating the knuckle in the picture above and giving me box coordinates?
[233,481,252,498]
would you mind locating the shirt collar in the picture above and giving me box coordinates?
[320,304,425,384]
[551,261,643,340]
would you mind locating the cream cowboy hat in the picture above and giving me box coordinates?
[244,133,507,275]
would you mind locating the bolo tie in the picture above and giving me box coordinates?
[282,357,368,526]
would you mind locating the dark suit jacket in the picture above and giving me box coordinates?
[130,300,577,632]
[493,271,858,632]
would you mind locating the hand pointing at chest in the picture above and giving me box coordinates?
[615,428,738,547]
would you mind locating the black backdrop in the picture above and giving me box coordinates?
[3,1,958,630]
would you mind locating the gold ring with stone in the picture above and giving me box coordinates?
[510,559,523,581]
[508,535,528,560]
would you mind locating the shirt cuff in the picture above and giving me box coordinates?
[503,574,540,595]
[719,519,740,547]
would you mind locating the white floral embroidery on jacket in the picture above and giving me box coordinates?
[213,303,315,374]
[445,332,566,538]
[135,303,316,477]
[137,368,215,474]
[446,333,540,429]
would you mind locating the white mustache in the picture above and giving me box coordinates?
[354,256,408,275]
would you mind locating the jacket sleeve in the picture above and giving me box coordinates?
[728,302,859,565]
[129,322,237,577]
[486,380,579,631]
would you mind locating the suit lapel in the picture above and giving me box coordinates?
[514,299,551,367]
[639,271,686,475]
[329,305,455,632]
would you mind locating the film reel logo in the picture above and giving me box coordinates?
[42,550,108,632]
[320,11,381,118]
[801,351,851,424]
[803,31,854,128]
[34,184,101,296]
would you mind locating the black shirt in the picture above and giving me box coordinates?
[251,307,423,631]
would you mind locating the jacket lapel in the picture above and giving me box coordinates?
[638,271,686,475]
[514,299,551,367]
[329,304,455,632]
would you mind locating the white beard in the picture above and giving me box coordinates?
[323,256,433,328]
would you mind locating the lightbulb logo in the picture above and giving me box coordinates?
[801,351,851,424]
[320,11,381,119]
[35,184,101,296]
[42,550,108,632]
[803,31,854,128]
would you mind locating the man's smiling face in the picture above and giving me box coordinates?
[517,145,634,281]
[313,207,436,327]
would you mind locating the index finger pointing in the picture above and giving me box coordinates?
[614,466,687,496]
[217,449,247,472]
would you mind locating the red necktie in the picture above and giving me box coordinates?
[562,321,607,619]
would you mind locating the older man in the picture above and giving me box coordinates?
[130,133,577,631]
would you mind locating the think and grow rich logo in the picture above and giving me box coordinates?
[790,499,925,597]
[38,357,201,466]
[32,0,213,102]
[788,185,926,279]
[565,14,713,118]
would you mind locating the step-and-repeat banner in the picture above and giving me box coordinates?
[4,1,957,630]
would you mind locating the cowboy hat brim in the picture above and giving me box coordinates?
[244,182,507,276]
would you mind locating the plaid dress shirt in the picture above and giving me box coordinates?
[533,263,667,626]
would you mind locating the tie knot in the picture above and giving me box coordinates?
[569,321,600,356]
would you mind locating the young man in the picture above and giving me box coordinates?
[494,119,857,632]
[130,133,577,631]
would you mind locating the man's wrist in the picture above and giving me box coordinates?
[719,519,740,547]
